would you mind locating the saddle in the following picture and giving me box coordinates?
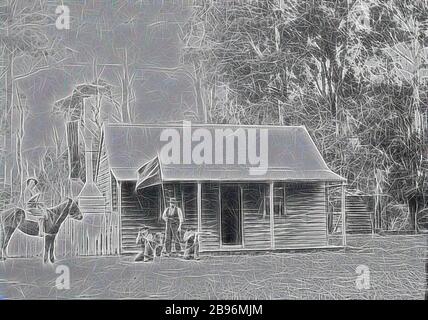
[25,201,48,218]
[25,208,44,218]
[21,208,47,237]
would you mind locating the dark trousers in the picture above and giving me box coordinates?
[184,238,199,259]
[165,221,181,253]
[134,241,154,262]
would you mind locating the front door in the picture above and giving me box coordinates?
[220,185,242,246]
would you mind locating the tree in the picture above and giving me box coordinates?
[364,0,428,230]
[0,0,66,201]
[182,0,428,231]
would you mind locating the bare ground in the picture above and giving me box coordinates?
[0,234,426,299]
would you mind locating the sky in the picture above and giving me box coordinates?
[19,0,194,160]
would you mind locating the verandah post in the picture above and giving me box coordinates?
[197,182,202,234]
[117,181,122,255]
[341,182,346,247]
[269,182,275,249]
[283,182,287,216]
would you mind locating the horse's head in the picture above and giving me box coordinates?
[67,197,83,221]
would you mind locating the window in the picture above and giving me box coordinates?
[263,183,286,217]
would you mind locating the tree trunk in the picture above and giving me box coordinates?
[4,53,14,188]
[408,197,418,232]
[193,62,207,123]
[374,169,385,231]
[411,55,422,135]
[121,50,130,123]
[16,97,25,206]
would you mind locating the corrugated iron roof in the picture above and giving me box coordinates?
[103,123,345,186]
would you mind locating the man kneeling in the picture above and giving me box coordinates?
[135,226,163,262]
[183,227,200,260]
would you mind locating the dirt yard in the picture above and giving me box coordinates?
[0,234,426,299]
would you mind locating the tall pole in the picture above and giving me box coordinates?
[197,182,202,234]
[269,182,275,249]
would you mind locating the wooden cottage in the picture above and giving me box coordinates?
[95,123,346,255]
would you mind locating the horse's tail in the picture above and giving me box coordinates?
[0,207,25,226]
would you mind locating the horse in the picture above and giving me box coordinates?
[1,198,83,263]
[0,208,26,261]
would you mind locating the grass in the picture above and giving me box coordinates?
[0,234,426,299]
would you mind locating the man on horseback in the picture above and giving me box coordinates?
[23,177,47,237]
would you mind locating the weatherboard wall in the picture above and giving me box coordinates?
[118,182,329,254]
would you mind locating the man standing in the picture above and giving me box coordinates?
[23,177,46,237]
[162,197,183,257]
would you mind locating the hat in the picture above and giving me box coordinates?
[26,177,39,185]
[139,225,150,231]
[169,197,179,203]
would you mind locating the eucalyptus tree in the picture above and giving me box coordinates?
[182,0,427,230]
[361,0,428,230]
[0,0,67,198]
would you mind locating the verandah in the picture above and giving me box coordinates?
[118,181,347,254]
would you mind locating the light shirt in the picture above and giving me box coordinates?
[23,185,41,208]
[162,206,184,223]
